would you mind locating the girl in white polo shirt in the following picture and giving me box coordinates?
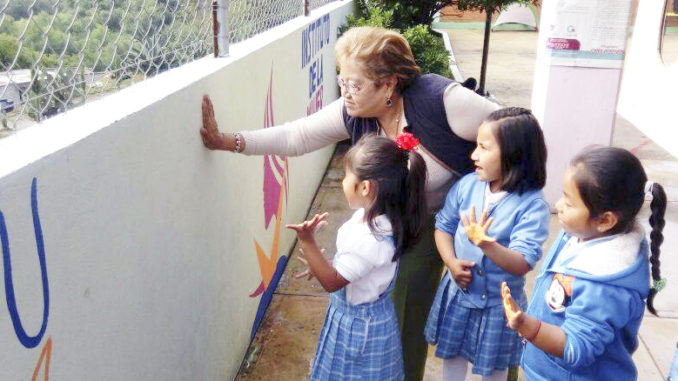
[287,133,427,381]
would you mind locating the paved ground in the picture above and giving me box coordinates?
[235,26,678,381]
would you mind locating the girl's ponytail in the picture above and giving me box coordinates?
[647,182,667,315]
[404,149,427,254]
[345,134,428,262]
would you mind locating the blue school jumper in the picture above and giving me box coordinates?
[425,173,550,375]
[522,229,650,381]
[310,267,403,380]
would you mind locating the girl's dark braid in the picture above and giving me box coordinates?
[647,183,667,315]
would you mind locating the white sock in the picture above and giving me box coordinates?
[443,357,468,381]
[482,368,509,381]
[443,357,509,381]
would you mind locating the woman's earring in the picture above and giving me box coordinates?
[386,97,393,108]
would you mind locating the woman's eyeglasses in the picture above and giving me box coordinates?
[336,75,362,95]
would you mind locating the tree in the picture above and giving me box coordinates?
[403,25,452,78]
[0,34,20,67]
[343,3,452,78]
[454,0,539,95]
[364,0,539,95]
[363,0,455,30]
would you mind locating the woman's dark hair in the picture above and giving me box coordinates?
[570,146,667,315]
[344,135,427,260]
[484,107,547,194]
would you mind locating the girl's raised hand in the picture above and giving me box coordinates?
[501,281,525,330]
[286,212,329,243]
[460,205,496,246]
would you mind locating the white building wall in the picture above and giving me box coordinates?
[0,2,353,380]
[618,1,678,158]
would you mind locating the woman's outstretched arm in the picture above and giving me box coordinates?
[200,95,350,156]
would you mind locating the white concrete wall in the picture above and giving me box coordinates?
[618,1,678,158]
[0,2,353,380]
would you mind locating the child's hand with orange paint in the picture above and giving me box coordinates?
[502,282,546,344]
[460,206,496,246]
[501,281,525,330]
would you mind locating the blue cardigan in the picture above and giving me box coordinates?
[522,229,650,380]
[435,173,550,308]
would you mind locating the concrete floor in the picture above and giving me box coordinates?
[236,28,678,381]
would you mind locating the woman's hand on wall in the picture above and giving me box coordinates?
[200,95,229,151]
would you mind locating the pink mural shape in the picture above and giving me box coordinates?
[250,66,289,298]
[262,67,289,230]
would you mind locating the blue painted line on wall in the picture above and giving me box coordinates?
[250,255,288,342]
[0,177,50,348]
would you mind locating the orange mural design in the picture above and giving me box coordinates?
[249,67,289,298]
[31,337,52,381]
[253,176,287,291]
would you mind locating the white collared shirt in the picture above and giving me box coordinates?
[333,209,397,305]
[483,182,508,210]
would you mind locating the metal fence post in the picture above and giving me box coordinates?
[213,0,230,57]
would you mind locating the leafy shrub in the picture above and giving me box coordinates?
[342,6,451,78]
[402,24,451,78]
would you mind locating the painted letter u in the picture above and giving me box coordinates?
[0,177,49,348]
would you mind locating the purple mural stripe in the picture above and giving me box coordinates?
[249,281,265,298]
[285,161,289,205]
[263,156,282,229]
[268,68,275,129]
[262,66,287,229]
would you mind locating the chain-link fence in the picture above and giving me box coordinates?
[228,0,303,44]
[0,0,341,135]
[309,0,338,11]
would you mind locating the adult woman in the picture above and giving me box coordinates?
[200,26,499,381]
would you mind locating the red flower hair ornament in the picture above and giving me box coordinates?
[395,132,420,151]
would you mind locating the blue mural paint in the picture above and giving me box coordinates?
[250,255,288,342]
[308,56,324,98]
[0,177,50,349]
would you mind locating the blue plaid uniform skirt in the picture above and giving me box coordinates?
[424,271,525,376]
[310,286,404,380]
